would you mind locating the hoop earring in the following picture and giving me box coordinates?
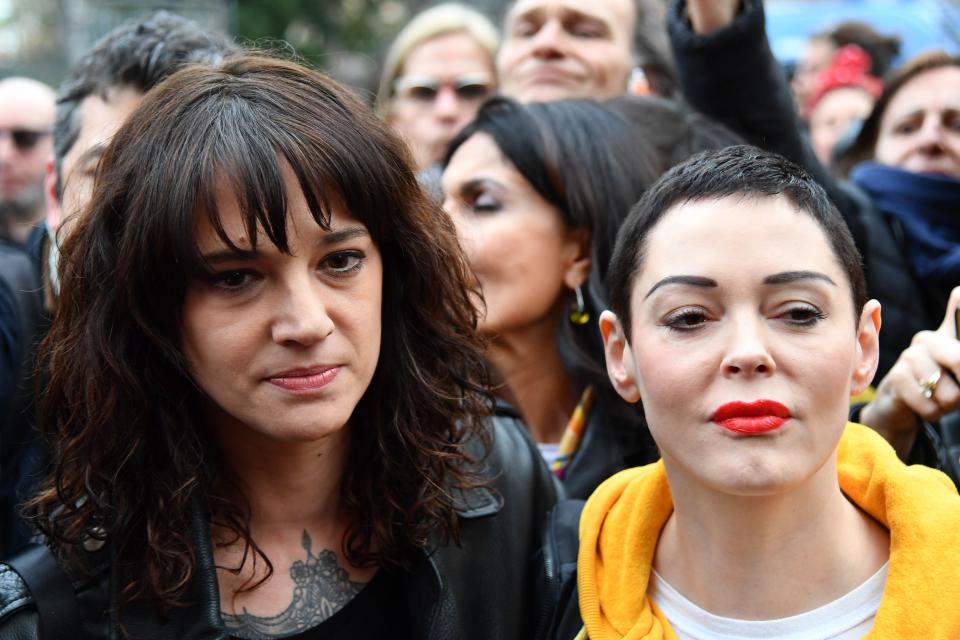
[569,286,590,326]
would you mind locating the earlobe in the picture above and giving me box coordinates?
[851,300,882,395]
[563,229,592,289]
[599,310,641,403]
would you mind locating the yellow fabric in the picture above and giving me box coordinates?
[850,384,877,405]
[577,422,960,639]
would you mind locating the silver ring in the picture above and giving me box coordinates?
[919,369,943,400]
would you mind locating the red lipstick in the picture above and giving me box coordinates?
[711,400,790,435]
[268,366,339,393]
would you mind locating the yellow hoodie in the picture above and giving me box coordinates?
[576,422,960,639]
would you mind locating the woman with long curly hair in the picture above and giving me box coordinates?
[0,55,557,639]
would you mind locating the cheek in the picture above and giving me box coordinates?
[631,335,712,421]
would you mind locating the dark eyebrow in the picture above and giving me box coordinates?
[763,270,836,287]
[200,226,370,265]
[644,275,717,299]
[318,226,370,247]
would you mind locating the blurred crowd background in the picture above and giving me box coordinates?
[1,0,958,102]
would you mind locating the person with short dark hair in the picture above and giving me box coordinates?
[667,0,960,482]
[547,145,960,639]
[441,97,661,499]
[0,55,557,639]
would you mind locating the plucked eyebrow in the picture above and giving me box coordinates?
[763,270,836,287]
[644,275,717,299]
[456,177,502,196]
[200,225,370,265]
[643,270,837,300]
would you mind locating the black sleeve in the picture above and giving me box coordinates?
[0,280,19,422]
[666,0,867,251]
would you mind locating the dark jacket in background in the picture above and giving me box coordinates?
[0,229,47,559]
[0,418,559,639]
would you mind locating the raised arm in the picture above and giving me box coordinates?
[668,0,866,249]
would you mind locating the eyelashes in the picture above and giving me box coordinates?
[659,303,827,333]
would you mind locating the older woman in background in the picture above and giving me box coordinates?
[376,4,498,174]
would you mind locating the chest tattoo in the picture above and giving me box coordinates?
[222,530,366,638]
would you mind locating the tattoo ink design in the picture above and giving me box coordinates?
[223,530,367,639]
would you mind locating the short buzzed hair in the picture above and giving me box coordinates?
[607,145,866,336]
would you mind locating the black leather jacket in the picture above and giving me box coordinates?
[0,418,560,639]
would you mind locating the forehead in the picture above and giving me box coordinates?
[195,163,360,252]
[882,66,960,121]
[443,133,516,188]
[63,87,143,168]
[638,194,844,286]
[506,0,636,28]
[401,31,493,78]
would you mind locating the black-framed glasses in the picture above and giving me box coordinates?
[394,73,493,103]
[0,128,51,151]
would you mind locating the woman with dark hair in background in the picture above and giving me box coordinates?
[441,97,661,499]
[0,55,557,639]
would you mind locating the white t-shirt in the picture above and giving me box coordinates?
[648,562,888,640]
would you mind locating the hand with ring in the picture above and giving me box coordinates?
[859,286,960,458]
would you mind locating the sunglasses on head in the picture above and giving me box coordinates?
[0,128,51,151]
[394,74,493,103]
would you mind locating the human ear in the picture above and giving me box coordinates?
[851,299,882,395]
[600,310,641,403]
[562,228,592,289]
[44,156,62,231]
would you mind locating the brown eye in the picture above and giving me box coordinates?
[323,251,364,275]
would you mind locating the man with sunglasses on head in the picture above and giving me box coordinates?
[0,77,54,246]
[0,12,238,558]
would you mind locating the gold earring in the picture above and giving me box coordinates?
[569,286,590,326]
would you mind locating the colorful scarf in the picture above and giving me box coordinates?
[551,386,595,480]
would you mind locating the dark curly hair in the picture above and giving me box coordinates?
[29,54,491,612]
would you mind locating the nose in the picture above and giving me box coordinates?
[270,274,335,346]
[433,85,461,120]
[530,19,568,59]
[915,117,947,154]
[720,314,776,378]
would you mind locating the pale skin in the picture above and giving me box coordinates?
[859,287,960,457]
[441,132,591,443]
[182,164,382,635]
[683,0,959,460]
[600,195,888,619]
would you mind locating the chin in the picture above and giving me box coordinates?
[518,83,583,104]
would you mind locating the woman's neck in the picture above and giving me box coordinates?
[210,420,375,619]
[654,454,890,620]
[486,321,577,444]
